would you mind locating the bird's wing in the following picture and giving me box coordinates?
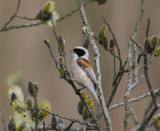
[77,58,99,88]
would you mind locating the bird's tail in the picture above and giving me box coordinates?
[87,84,101,107]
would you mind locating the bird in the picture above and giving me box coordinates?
[71,46,100,106]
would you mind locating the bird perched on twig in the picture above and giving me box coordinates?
[71,46,100,106]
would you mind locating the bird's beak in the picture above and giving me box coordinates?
[70,50,74,53]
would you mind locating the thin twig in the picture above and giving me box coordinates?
[58,0,92,22]
[57,8,79,21]
[15,14,38,20]
[103,18,126,109]
[103,18,122,67]
[137,53,145,64]
[132,0,145,83]
[130,73,144,90]
[0,22,44,32]
[43,121,46,131]
[145,106,159,125]
[109,50,121,61]
[145,18,150,38]
[34,95,39,131]
[138,95,160,131]
[2,0,21,28]
[106,66,128,108]
[66,121,75,131]
[130,108,139,125]
[44,41,58,67]
[131,0,145,88]
[144,18,158,107]
[38,108,95,127]
[133,0,145,38]
[130,37,144,53]
[112,51,116,78]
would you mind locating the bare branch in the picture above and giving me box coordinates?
[106,66,128,108]
[130,73,144,90]
[124,40,132,131]
[145,18,150,38]
[103,18,127,109]
[130,37,144,53]
[44,38,58,67]
[97,88,160,119]
[109,88,160,111]
[103,18,122,67]
[0,22,44,32]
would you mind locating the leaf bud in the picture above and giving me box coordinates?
[82,107,90,121]
[83,35,90,49]
[44,38,50,47]
[99,25,107,40]
[34,82,39,93]
[8,116,16,131]
[36,9,44,21]
[82,91,88,99]
[151,35,158,49]
[77,100,84,115]
[109,39,115,51]
[28,82,36,97]
[58,56,65,71]
[58,35,65,56]
[26,97,33,110]
[103,35,108,50]
[82,26,88,35]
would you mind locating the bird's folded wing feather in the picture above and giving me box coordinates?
[77,58,99,88]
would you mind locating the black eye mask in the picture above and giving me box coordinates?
[73,48,86,57]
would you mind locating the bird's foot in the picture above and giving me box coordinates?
[78,87,86,92]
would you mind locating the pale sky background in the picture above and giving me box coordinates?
[0,0,160,130]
